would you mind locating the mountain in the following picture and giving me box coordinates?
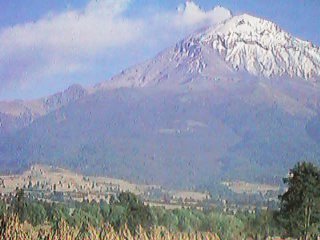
[0,84,88,134]
[0,13,320,189]
[96,13,320,91]
[193,14,320,79]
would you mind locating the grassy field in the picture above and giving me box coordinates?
[222,181,279,195]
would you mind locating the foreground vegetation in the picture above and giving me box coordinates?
[0,161,319,239]
[0,190,282,239]
[0,215,221,240]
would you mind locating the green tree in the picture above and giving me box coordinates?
[0,199,6,217]
[161,211,179,231]
[108,205,127,230]
[173,209,194,232]
[66,201,102,227]
[117,192,154,232]
[46,202,70,224]
[99,201,111,222]
[209,212,244,240]
[237,210,282,240]
[278,162,320,239]
[25,202,47,226]
[11,188,27,222]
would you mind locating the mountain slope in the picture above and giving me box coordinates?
[0,84,88,134]
[1,80,319,187]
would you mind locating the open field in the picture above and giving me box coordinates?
[222,181,280,195]
[0,165,210,208]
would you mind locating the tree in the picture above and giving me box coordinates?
[161,211,179,231]
[115,192,154,232]
[0,199,6,218]
[278,162,320,239]
[209,212,244,240]
[11,188,27,222]
[99,201,111,222]
[108,205,127,230]
[173,209,193,232]
[237,209,282,239]
[25,202,47,226]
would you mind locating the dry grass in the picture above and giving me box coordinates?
[222,181,279,195]
[0,215,221,240]
[0,165,208,204]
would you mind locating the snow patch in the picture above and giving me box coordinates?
[175,14,320,80]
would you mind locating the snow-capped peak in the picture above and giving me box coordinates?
[175,13,320,79]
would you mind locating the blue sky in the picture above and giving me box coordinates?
[0,0,319,100]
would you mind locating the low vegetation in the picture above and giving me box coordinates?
[0,161,319,239]
[0,215,221,240]
[278,162,320,239]
[0,190,282,239]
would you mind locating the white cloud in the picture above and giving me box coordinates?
[176,2,232,27]
[0,0,143,94]
[0,0,232,99]
[0,0,142,55]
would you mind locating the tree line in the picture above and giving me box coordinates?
[0,161,319,239]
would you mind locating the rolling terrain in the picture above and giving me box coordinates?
[0,164,210,207]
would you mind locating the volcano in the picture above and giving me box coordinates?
[1,12,320,189]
